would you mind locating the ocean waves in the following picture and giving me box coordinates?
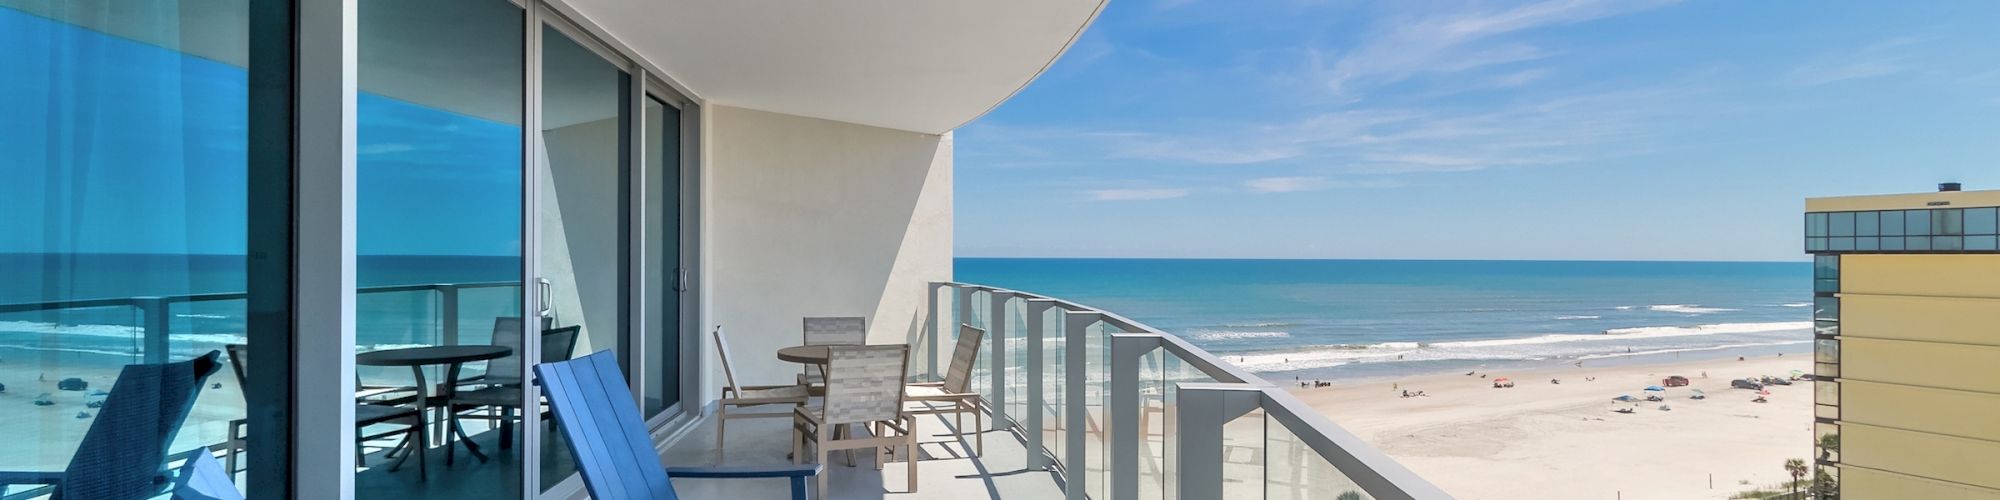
[1218,321,1812,373]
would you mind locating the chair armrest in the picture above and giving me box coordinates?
[905,381,944,387]
[0,470,63,486]
[666,464,822,479]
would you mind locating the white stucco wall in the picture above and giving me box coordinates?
[698,105,953,403]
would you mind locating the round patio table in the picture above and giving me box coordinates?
[776,345,832,365]
[357,345,512,469]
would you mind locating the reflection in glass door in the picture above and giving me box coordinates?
[535,22,630,492]
[642,95,683,418]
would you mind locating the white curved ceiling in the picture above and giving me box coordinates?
[562,0,1106,135]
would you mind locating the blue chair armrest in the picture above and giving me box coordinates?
[666,464,823,479]
[0,470,63,485]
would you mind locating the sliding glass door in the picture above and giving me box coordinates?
[642,94,685,418]
[534,21,631,493]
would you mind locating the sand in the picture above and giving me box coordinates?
[1291,352,1814,500]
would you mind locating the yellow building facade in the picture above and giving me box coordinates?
[1805,187,2000,499]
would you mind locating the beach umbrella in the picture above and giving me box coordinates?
[1612,395,1639,402]
[1644,385,1666,392]
[1790,369,1805,378]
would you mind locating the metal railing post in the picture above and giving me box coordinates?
[1110,333,1161,500]
[1024,298,1055,469]
[1063,309,1100,500]
[1174,384,1264,500]
[137,297,171,364]
[438,284,460,346]
[926,282,945,379]
[988,290,1013,430]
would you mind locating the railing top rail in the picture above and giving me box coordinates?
[0,280,522,313]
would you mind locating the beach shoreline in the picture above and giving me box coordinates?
[1291,348,1813,500]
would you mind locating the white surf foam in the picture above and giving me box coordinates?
[1215,321,1811,373]
[1777,303,1811,308]
[1187,330,1291,341]
[1647,304,1739,314]
[1554,315,1600,320]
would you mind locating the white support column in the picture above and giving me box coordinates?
[1174,384,1265,500]
[988,290,1014,429]
[1024,298,1056,469]
[1109,334,1161,500]
[1063,310,1100,500]
[292,0,358,497]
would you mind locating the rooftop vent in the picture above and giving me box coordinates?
[1940,182,1963,192]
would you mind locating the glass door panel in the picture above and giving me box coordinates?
[642,95,682,418]
[536,23,630,492]
[354,0,526,496]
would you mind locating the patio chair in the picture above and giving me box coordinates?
[223,344,429,479]
[0,351,221,500]
[171,452,245,500]
[712,326,810,460]
[449,323,582,450]
[903,324,985,456]
[797,317,866,387]
[535,350,822,500]
[792,344,917,499]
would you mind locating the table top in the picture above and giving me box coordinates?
[776,345,830,364]
[357,345,513,367]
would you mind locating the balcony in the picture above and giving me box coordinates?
[0,280,1446,499]
[665,281,1450,500]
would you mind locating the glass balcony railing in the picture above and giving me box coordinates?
[922,282,1451,500]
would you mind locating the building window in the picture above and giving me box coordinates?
[1967,207,1999,235]
[1828,212,1855,237]
[1806,212,1828,237]
[1854,211,1879,236]
[1905,210,1933,236]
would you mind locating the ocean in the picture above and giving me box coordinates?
[956,258,1813,380]
[2,255,1811,381]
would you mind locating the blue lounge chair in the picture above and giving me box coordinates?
[170,452,245,500]
[535,350,822,500]
[0,351,223,500]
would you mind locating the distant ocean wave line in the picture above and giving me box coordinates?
[1217,321,1811,373]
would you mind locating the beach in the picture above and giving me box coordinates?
[1292,351,1813,500]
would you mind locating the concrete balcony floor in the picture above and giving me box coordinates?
[662,409,1065,499]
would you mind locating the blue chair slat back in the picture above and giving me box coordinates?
[535,350,678,500]
[61,350,223,500]
[172,452,244,500]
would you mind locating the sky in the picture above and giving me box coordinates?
[954,0,2000,262]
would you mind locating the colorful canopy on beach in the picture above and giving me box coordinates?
[1612,395,1639,402]
[1643,385,1666,391]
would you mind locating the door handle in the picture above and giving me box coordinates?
[673,267,688,293]
[537,278,553,318]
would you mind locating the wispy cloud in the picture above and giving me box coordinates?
[1318,0,1678,99]
[1245,176,1405,193]
[1088,188,1191,201]
[1785,36,1929,87]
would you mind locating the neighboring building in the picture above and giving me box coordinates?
[1805,184,2000,499]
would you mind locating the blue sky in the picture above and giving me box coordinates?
[955,0,2000,261]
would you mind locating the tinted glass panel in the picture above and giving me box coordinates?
[1828,237,1853,251]
[1815,339,1839,362]
[1880,236,1905,251]
[1806,213,1827,237]
[1814,255,1839,278]
[1933,236,1963,251]
[641,95,683,417]
[1967,208,1999,235]
[1906,210,1932,236]
[1854,211,1879,236]
[1935,209,1963,235]
[355,0,526,495]
[1879,210,1904,235]
[2,5,253,495]
[1968,235,1998,251]
[1854,237,1878,251]
[539,23,630,491]
[1828,212,1854,237]
[1906,236,1931,251]
[1807,238,1827,251]
[1814,297,1838,321]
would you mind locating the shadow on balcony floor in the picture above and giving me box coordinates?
[662,410,1064,499]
